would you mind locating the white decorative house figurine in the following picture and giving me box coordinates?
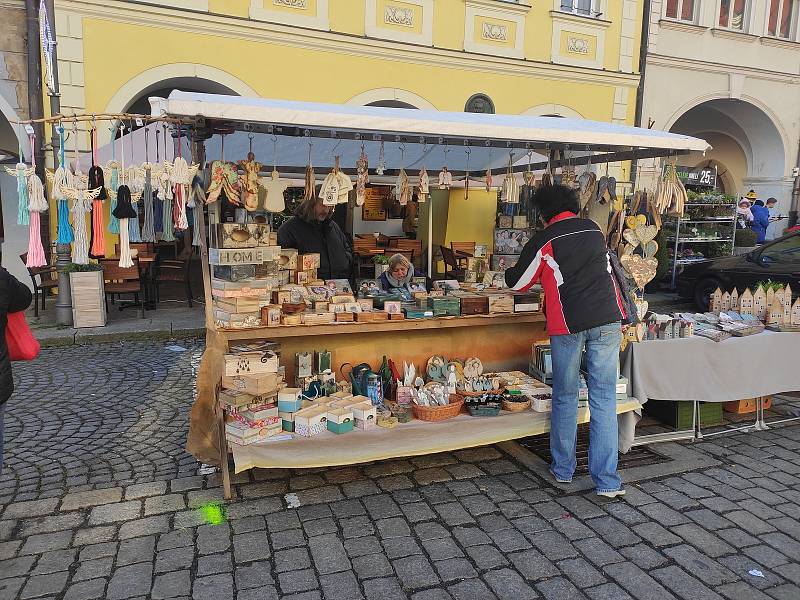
[721,291,731,312]
[739,288,754,315]
[768,297,784,326]
[730,288,738,312]
[784,283,793,324]
[710,288,723,313]
[753,286,768,321]
[792,297,800,326]
[766,287,776,313]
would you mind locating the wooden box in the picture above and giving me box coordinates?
[513,292,540,312]
[254,261,278,278]
[404,307,434,319]
[224,350,279,376]
[277,248,298,270]
[214,296,262,314]
[272,290,292,305]
[326,408,354,434]
[278,387,303,413]
[70,271,106,328]
[222,373,279,395]
[513,216,529,229]
[498,215,513,228]
[388,313,405,320]
[302,312,335,326]
[219,388,273,410]
[487,293,513,314]
[294,406,328,437]
[214,265,256,282]
[335,311,355,322]
[213,309,261,329]
[383,301,403,314]
[354,311,390,322]
[295,270,312,285]
[260,305,282,327]
[299,253,321,271]
[209,223,270,249]
[724,397,772,414]
[209,247,279,266]
[644,400,723,430]
[281,314,302,326]
[426,297,461,317]
[459,294,489,315]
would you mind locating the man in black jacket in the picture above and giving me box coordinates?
[505,184,626,498]
[277,197,353,280]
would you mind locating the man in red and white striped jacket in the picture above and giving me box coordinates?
[505,184,626,498]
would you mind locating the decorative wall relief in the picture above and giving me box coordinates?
[385,6,414,27]
[481,22,508,41]
[274,0,307,7]
[567,36,589,54]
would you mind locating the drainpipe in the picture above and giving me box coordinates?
[789,136,800,228]
[630,0,652,189]
[24,0,51,250]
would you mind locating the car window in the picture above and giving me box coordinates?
[761,234,800,264]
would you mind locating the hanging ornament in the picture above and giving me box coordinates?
[88,124,107,258]
[4,163,32,227]
[23,132,48,268]
[438,144,452,190]
[303,140,316,202]
[140,126,156,243]
[417,167,429,203]
[237,133,262,211]
[189,173,205,247]
[105,124,121,234]
[153,129,164,237]
[125,122,143,244]
[160,124,175,242]
[375,141,386,176]
[63,123,100,265]
[164,128,198,231]
[355,143,369,206]
[485,144,494,192]
[394,144,410,206]
[207,134,241,205]
[501,152,519,203]
[113,123,138,267]
[49,124,73,244]
[319,156,342,207]
[524,150,536,187]
[259,135,288,212]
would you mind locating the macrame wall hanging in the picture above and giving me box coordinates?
[126,122,143,244]
[153,129,164,237]
[51,124,73,244]
[65,122,100,265]
[4,126,32,226]
[164,128,198,231]
[105,126,120,235]
[24,132,48,267]
[160,124,175,242]
[140,126,156,243]
[88,123,107,258]
[355,142,369,207]
[113,125,139,268]
[189,172,204,247]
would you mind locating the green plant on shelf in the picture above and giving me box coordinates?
[755,279,786,292]
[64,262,103,273]
[372,254,390,265]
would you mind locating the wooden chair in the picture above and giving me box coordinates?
[20,253,58,317]
[451,241,475,270]
[154,246,194,307]
[115,242,155,258]
[440,246,466,281]
[354,237,380,279]
[392,238,424,268]
[100,259,144,318]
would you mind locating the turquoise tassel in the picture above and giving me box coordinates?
[16,172,29,225]
[56,199,73,244]
[108,168,119,234]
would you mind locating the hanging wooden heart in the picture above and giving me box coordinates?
[625,216,639,230]
[623,229,641,248]
[622,243,637,256]
[635,299,649,321]
[636,214,647,226]
[620,254,658,290]
[635,224,659,244]
[642,240,658,258]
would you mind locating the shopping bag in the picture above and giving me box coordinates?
[6,311,40,361]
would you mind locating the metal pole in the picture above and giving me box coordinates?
[427,195,433,278]
[44,0,72,326]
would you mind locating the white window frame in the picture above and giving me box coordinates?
[559,0,599,18]
[765,0,798,39]
[662,0,697,22]
[717,0,751,32]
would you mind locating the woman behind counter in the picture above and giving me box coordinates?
[378,253,414,292]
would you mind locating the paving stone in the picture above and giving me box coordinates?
[73,557,113,581]
[558,557,607,588]
[482,567,537,599]
[343,480,381,498]
[124,481,168,499]
[535,576,586,600]
[509,549,559,581]
[118,515,170,539]
[197,552,233,576]
[157,529,194,551]
[275,547,312,573]
[459,495,497,516]
[603,562,676,600]
[422,537,464,560]
[344,535,382,558]
[631,522,683,547]
[553,516,595,541]
[61,488,123,511]
[415,521,450,540]
[155,546,195,573]
[233,530,270,563]
[225,498,282,520]
[377,517,411,539]
[651,565,724,600]
[465,544,508,570]
[717,527,760,548]
[272,528,307,550]
[309,534,350,574]
[383,536,423,559]
[352,552,394,579]
[363,495,403,519]
[144,494,186,515]
[235,561,273,590]
[762,532,800,562]
[685,509,735,531]
[0,577,24,599]
[197,523,231,555]
[192,573,234,600]
[303,517,337,537]
[362,577,408,600]
[30,548,76,575]
[453,526,491,548]
[394,555,440,589]
[435,557,477,582]
[278,568,318,594]
[620,544,669,570]
[663,544,738,586]
[72,525,116,546]
[117,535,155,566]
[1,498,60,519]
[88,500,141,524]
[766,583,800,600]
[530,530,579,559]
[151,569,191,599]
[78,540,118,561]
[773,562,800,585]
[447,579,497,600]
[585,583,634,600]
[19,571,68,599]
[638,503,690,527]
[237,585,280,600]
[19,513,85,537]
[401,502,438,523]
[266,511,301,533]
[106,562,153,599]
[573,537,625,567]
[20,531,73,554]
[0,540,20,560]
[724,511,777,535]
[62,578,107,600]
[585,516,640,548]
[319,570,364,600]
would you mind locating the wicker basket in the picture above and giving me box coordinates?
[502,397,532,412]
[412,395,465,422]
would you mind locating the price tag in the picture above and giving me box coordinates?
[135,118,144,127]
[24,124,35,135]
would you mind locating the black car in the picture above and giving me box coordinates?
[676,230,800,310]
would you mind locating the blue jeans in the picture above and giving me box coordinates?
[0,402,5,475]
[549,322,622,492]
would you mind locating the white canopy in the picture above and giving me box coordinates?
[149,92,710,174]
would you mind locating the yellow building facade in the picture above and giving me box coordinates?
[47,0,644,255]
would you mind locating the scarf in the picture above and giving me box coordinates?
[385,266,414,289]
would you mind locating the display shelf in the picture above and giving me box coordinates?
[683,203,737,207]
[667,238,733,243]
[677,218,738,223]
[213,312,545,341]
[230,398,642,472]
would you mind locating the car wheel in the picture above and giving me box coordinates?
[694,277,721,311]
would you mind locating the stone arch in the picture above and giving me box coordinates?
[522,104,585,119]
[0,95,24,160]
[346,88,437,110]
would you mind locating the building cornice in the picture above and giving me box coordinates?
[466,0,533,16]
[56,0,640,88]
[550,10,612,29]
[759,36,800,51]
[657,19,706,35]
[710,27,759,42]
[648,53,800,84]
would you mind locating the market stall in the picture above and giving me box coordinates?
[149,92,711,499]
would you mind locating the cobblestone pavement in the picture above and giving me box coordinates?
[2,340,800,600]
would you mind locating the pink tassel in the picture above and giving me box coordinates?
[90,199,105,257]
[26,212,46,267]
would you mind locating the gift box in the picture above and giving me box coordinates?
[458,294,489,315]
[214,265,256,282]
[239,404,278,421]
[219,388,273,410]
[299,253,321,271]
[278,387,303,412]
[214,296,262,314]
[209,223,270,249]
[214,309,261,329]
[222,373,279,396]
[279,411,295,432]
[327,408,354,434]
[224,350,279,377]
[294,406,328,437]
[277,248,298,270]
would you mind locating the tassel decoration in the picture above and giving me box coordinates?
[56,199,73,244]
[154,192,164,235]
[71,196,90,264]
[14,163,30,226]
[141,169,155,242]
[161,196,175,242]
[108,167,120,234]
[114,185,137,268]
[26,213,46,267]
[89,199,105,258]
[128,202,142,242]
[24,134,47,268]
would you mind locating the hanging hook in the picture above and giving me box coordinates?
[248,131,254,155]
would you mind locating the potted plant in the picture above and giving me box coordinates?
[66,263,106,328]
[373,254,390,278]
[733,228,758,256]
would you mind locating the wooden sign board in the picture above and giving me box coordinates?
[209,247,280,265]
[362,187,390,221]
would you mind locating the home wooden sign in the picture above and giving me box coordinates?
[209,247,280,266]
